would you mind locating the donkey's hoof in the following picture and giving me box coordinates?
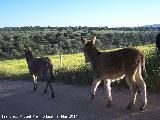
[33,88,37,91]
[139,104,147,111]
[51,93,55,98]
[91,94,94,100]
[107,101,111,107]
[44,89,47,94]
[107,103,111,107]
[127,103,134,109]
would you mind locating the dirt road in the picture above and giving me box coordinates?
[0,80,160,120]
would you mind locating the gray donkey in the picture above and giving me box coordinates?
[81,34,147,110]
[24,47,54,98]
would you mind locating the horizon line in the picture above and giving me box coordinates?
[1,24,160,29]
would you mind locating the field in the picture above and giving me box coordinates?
[0,53,84,79]
[1,44,160,92]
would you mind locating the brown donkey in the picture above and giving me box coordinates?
[81,34,147,110]
[24,48,54,98]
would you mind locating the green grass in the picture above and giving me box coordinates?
[1,44,160,92]
[0,59,28,79]
[0,44,152,79]
[0,53,87,80]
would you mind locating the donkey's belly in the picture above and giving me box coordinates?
[102,73,125,81]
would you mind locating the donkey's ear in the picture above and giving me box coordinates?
[92,33,96,45]
[27,46,32,51]
[24,48,27,51]
[81,35,87,44]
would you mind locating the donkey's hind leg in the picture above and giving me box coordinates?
[135,66,147,110]
[49,81,54,98]
[91,76,101,100]
[125,75,138,109]
[44,75,54,98]
[44,82,48,94]
[44,72,54,98]
[137,80,147,110]
[104,80,112,107]
[44,74,49,94]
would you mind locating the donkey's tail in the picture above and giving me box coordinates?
[49,62,55,82]
[50,65,55,82]
[46,57,55,82]
[141,54,147,79]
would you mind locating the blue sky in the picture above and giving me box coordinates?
[0,0,160,27]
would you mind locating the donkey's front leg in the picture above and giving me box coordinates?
[104,80,112,107]
[32,75,38,91]
[91,77,101,100]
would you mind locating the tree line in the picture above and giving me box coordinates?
[0,26,159,60]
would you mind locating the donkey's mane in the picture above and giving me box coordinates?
[25,49,34,63]
[84,42,101,63]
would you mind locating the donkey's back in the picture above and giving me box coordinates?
[96,48,145,80]
[29,57,53,76]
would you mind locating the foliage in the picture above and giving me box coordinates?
[0,26,159,60]
[145,49,160,92]
[55,63,92,85]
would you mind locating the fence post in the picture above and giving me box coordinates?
[59,41,62,67]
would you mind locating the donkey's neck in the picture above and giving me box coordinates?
[26,55,34,65]
[87,47,100,64]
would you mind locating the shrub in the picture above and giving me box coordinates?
[55,63,92,85]
[145,50,160,92]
